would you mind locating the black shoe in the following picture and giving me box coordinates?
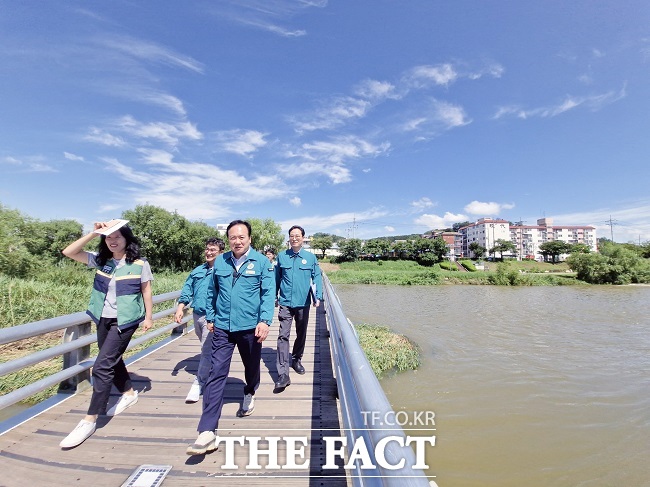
[291,358,306,375]
[275,373,291,389]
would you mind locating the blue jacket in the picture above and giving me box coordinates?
[178,263,213,316]
[206,248,275,332]
[276,248,323,308]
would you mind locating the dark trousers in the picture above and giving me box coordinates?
[197,327,261,433]
[87,318,136,415]
[276,305,310,376]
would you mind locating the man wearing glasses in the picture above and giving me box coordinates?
[174,237,225,403]
[187,220,275,455]
[274,225,323,390]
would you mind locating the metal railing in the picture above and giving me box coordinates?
[0,291,185,411]
[323,275,431,487]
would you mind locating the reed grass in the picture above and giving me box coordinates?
[354,323,420,378]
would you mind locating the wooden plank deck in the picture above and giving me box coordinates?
[0,304,347,486]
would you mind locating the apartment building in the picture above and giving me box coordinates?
[457,217,597,261]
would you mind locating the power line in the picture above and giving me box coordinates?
[604,215,619,241]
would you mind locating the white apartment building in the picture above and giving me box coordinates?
[457,217,597,261]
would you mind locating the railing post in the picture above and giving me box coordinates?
[58,321,92,393]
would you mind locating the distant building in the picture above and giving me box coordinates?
[456,217,596,261]
[427,230,461,261]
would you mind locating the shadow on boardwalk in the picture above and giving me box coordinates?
[0,304,346,486]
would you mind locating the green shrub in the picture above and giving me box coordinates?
[355,323,420,378]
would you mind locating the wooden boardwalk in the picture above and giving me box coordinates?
[0,305,347,486]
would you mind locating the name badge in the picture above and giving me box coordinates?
[245,270,256,275]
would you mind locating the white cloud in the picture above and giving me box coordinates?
[290,96,372,133]
[493,85,627,120]
[64,152,84,161]
[541,200,650,243]
[84,127,127,147]
[98,35,205,74]
[406,64,458,88]
[214,129,268,156]
[289,197,302,207]
[278,161,352,184]
[464,200,515,215]
[468,63,505,80]
[1,155,56,172]
[2,157,22,166]
[280,136,389,184]
[433,100,471,128]
[116,116,202,146]
[354,79,399,100]
[384,226,395,232]
[279,208,388,233]
[410,197,435,212]
[100,150,293,220]
[212,0,326,37]
[98,204,121,213]
[414,212,468,229]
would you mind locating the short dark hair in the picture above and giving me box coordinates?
[227,220,252,238]
[288,225,305,237]
[206,237,225,251]
[265,248,276,255]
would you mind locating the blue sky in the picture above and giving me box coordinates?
[1,1,649,242]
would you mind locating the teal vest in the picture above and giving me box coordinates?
[86,258,146,330]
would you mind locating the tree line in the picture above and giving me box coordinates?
[0,203,284,278]
[2,202,649,284]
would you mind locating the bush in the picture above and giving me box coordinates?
[459,260,476,271]
[355,324,420,378]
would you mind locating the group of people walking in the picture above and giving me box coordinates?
[58,219,323,455]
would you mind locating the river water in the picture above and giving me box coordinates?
[333,284,650,487]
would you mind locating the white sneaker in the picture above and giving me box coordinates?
[239,393,255,417]
[185,383,201,403]
[60,420,96,448]
[186,431,217,455]
[106,391,138,416]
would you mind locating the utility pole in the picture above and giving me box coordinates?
[606,215,617,241]
[348,216,358,239]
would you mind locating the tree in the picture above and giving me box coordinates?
[569,243,591,254]
[310,235,333,259]
[538,241,572,263]
[0,204,38,277]
[567,240,650,284]
[363,238,390,259]
[468,241,486,260]
[490,239,517,260]
[391,240,412,260]
[412,237,448,266]
[23,219,83,263]
[452,221,472,232]
[248,218,283,253]
[338,238,362,262]
[123,205,219,271]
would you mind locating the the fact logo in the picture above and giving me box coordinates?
[210,433,435,471]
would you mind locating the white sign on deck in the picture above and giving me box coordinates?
[121,465,172,487]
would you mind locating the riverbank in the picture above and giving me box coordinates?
[323,259,580,286]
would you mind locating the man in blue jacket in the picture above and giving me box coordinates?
[187,220,275,455]
[174,237,224,403]
[274,225,323,390]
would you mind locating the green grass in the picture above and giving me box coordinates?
[0,267,188,405]
[326,259,581,286]
[355,323,420,378]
